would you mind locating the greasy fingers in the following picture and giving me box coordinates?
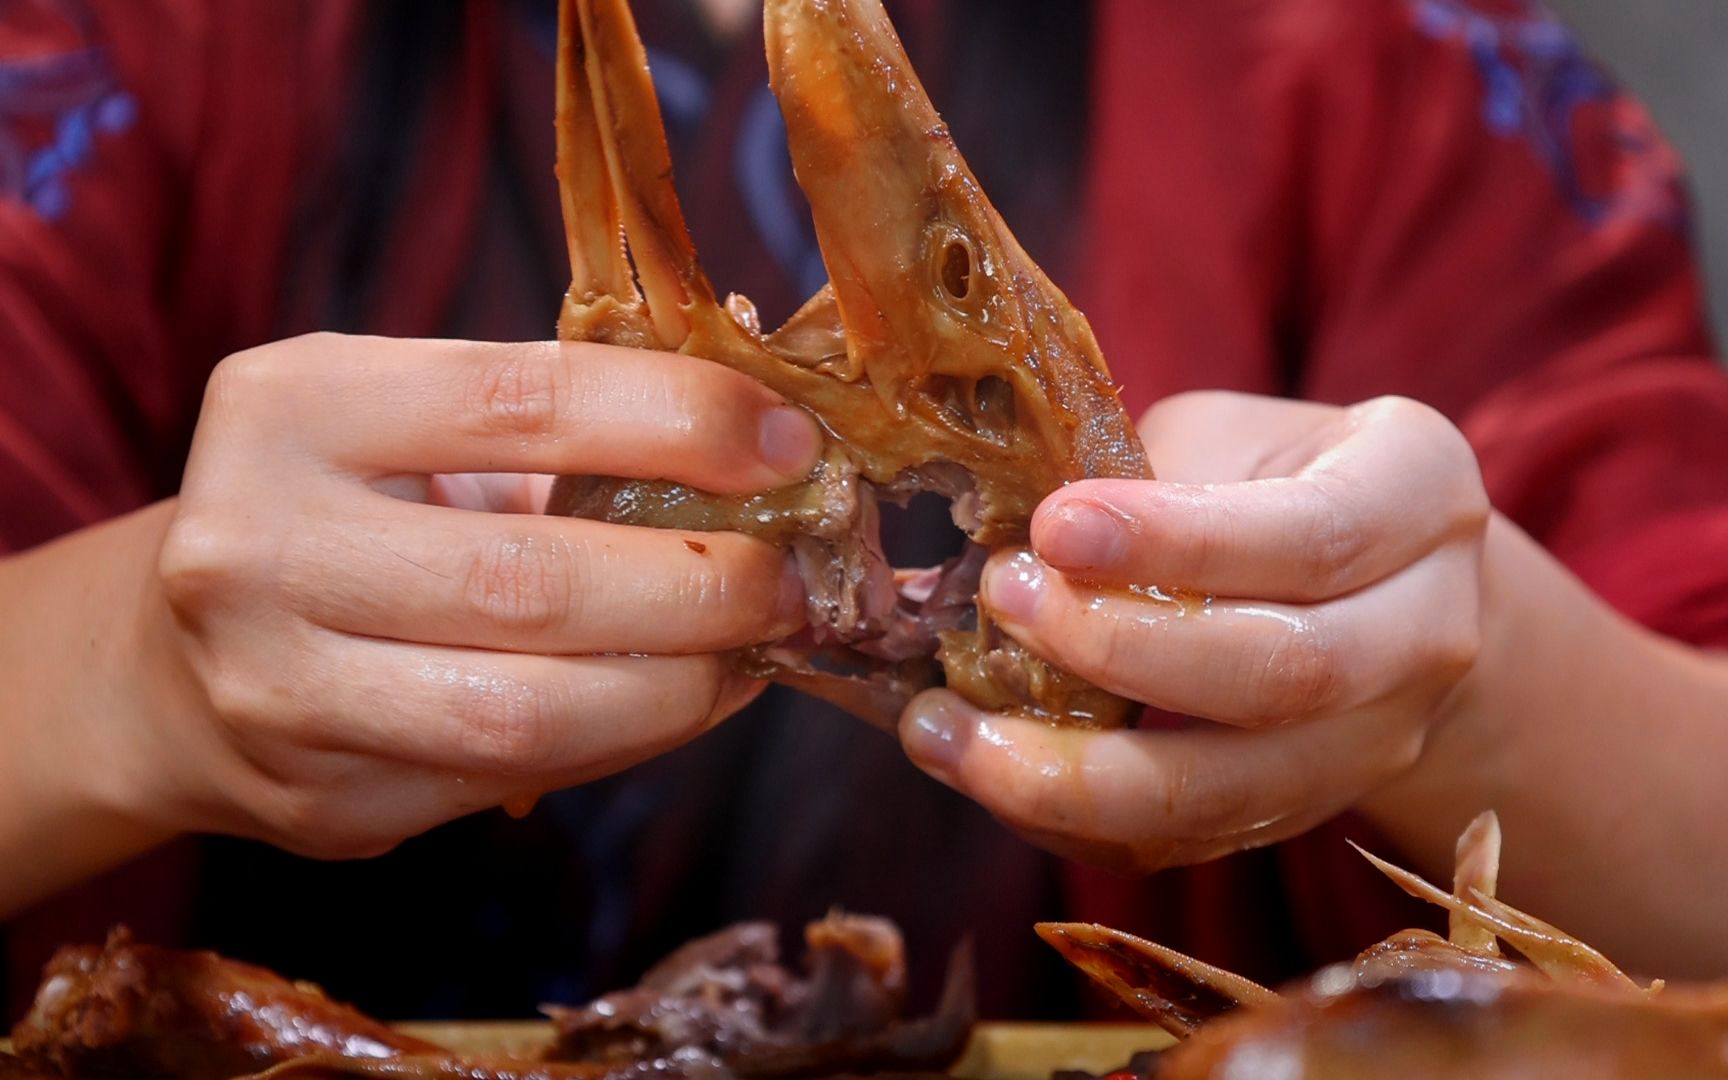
[182,631,754,856]
[1035,396,1488,602]
[296,640,741,777]
[201,335,822,493]
[152,331,813,858]
[262,503,802,654]
[980,545,1481,728]
[900,690,1427,876]
[896,392,1492,877]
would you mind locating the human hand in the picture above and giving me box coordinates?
[899,391,1489,873]
[129,333,819,858]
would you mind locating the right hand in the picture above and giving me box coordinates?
[135,332,820,858]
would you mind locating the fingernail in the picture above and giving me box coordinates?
[1040,501,1127,570]
[903,696,968,777]
[758,405,822,481]
[984,550,1045,624]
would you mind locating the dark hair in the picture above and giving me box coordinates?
[939,0,1094,273]
[325,0,467,332]
[325,0,1090,325]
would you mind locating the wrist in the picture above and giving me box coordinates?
[1355,516,1728,975]
[0,502,188,913]
[1353,515,1578,866]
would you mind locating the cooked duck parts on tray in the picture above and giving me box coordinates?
[543,912,973,1076]
[10,928,437,1080]
[1042,812,1728,1077]
[7,914,969,1080]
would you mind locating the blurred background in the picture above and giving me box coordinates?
[1552,0,1728,339]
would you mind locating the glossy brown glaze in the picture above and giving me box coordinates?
[547,0,1150,730]
[10,918,966,1080]
[1041,813,1717,1075]
[1032,924,1279,1038]
[9,928,437,1080]
[1156,976,1728,1079]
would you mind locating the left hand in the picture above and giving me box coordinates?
[899,391,1490,873]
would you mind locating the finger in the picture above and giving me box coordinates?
[428,472,555,514]
[982,545,1479,727]
[274,634,743,777]
[229,752,519,861]
[281,497,803,654]
[900,690,1425,875]
[1036,397,1487,601]
[1138,390,1341,484]
[218,672,769,860]
[208,335,822,494]
[232,751,622,860]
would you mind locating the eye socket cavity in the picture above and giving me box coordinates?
[927,222,985,313]
[922,372,1017,445]
[974,374,1014,430]
[941,238,972,300]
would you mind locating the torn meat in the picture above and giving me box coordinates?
[9,928,436,1080]
[544,912,974,1079]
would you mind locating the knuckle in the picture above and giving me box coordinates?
[1251,625,1339,722]
[461,533,578,637]
[1002,783,1068,833]
[1358,394,1431,430]
[653,368,737,454]
[158,514,243,613]
[619,656,728,749]
[1445,452,1492,533]
[202,658,309,746]
[466,342,566,439]
[1174,785,1256,844]
[200,668,262,733]
[1142,754,1253,843]
[267,791,339,849]
[269,792,400,861]
[1429,609,1482,686]
[1179,501,1236,583]
[1367,397,1491,529]
[660,660,730,739]
[1092,614,1148,687]
[671,559,766,643]
[1304,490,1372,597]
[307,835,401,861]
[1147,388,1240,423]
[208,337,310,410]
[1459,484,1491,532]
[450,676,562,774]
[1388,724,1430,776]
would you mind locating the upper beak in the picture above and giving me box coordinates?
[765,0,958,384]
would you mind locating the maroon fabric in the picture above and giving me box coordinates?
[1062,0,1728,983]
[3,0,1726,1019]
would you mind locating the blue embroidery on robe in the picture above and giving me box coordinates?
[0,42,135,221]
[1408,0,1684,227]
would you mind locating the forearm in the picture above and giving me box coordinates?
[0,502,181,916]
[1361,514,1728,979]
